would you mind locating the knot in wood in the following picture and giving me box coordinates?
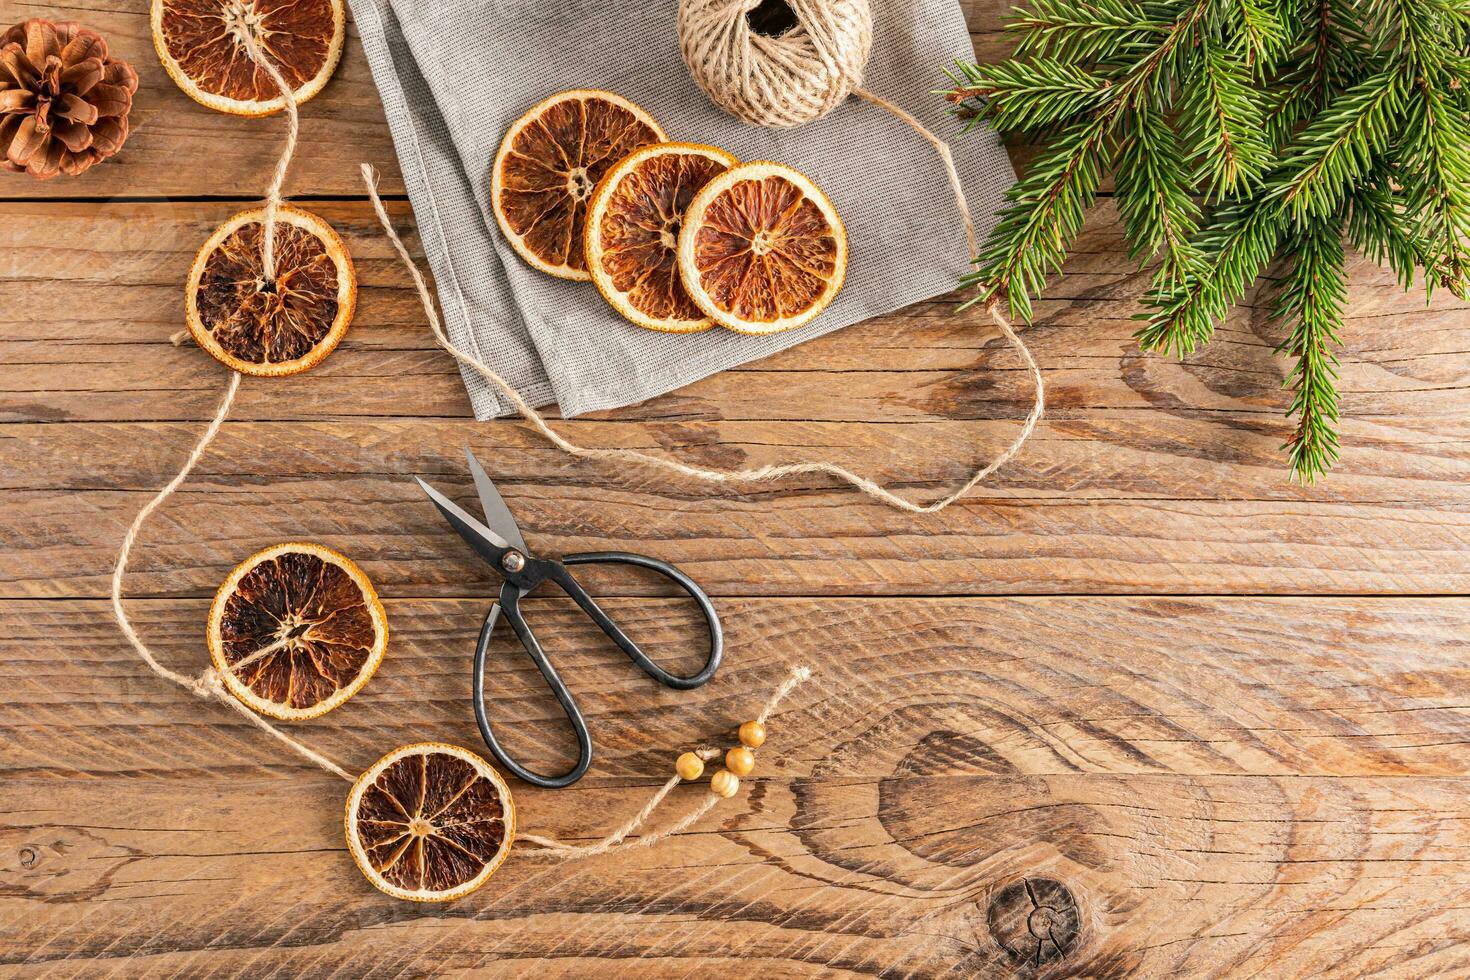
[985,877,1082,969]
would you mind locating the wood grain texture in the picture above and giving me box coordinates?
[3,199,1466,599]
[5,1,1470,974]
[4,597,1469,978]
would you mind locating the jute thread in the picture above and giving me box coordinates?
[517,665,811,856]
[117,0,1036,862]
[168,29,298,345]
[239,27,298,282]
[356,0,1043,515]
[362,164,1041,515]
[125,40,815,860]
[108,370,357,784]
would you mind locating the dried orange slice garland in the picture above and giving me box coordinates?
[208,542,388,720]
[585,142,738,332]
[678,161,848,335]
[150,0,346,116]
[102,58,826,902]
[185,206,357,376]
[346,743,515,902]
[492,89,666,280]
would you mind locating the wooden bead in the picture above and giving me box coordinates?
[710,769,740,798]
[676,752,705,781]
[726,746,755,776]
[738,720,767,748]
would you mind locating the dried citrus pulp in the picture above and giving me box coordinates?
[346,743,515,902]
[185,205,356,376]
[492,89,665,280]
[150,0,346,116]
[208,542,388,720]
[585,142,739,332]
[678,161,847,335]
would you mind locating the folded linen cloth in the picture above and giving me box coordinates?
[348,0,1014,419]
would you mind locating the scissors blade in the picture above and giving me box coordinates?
[416,477,517,568]
[464,447,528,555]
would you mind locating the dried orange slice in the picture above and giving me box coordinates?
[346,743,515,902]
[150,0,346,116]
[585,142,739,332]
[185,206,356,376]
[492,90,665,280]
[207,542,388,721]
[677,161,848,335]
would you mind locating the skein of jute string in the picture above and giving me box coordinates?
[359,0,1042,515]
[123,42,811,862]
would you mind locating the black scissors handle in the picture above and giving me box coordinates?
[559,552,723,689]
[471,551,722,789]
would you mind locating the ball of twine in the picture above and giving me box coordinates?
[678,0,873,128]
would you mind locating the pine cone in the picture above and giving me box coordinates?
[0,19,137,179]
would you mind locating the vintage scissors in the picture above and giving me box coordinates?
[416,449,723,789]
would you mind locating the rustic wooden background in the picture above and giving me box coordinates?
[4,1,1470,976]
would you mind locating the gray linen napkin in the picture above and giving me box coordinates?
[348,0,1013,419]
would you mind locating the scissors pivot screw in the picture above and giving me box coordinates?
[500,552,526,573]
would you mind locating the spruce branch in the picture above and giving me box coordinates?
[1268,70,1403,220]
[1136,198,1282,355]
[944,58,1113,134]
[960,116,1110,319]
[946,0,1469,479]
[1347,177,1441,292]
[960,0,1215,319]
[1178,45,1272,196]
[1224,0,1289,65]
[1008,0,1169,60]
[1273,214,1347,482]
[1113,104,1205,287]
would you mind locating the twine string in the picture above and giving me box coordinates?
[108,370,359,782]
[106,374,809,848]
[111,419,809,849]
[671,0,1043,509]
[359,79,1044,516]
[167,29,302,346]
[238,27,299,281]
[117,0,1032,865]
[520,666,812,857]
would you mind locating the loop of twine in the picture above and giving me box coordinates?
[359,81,1043,515]
[360,0,1042,516]
[109,387,811,848]
[124,40,815,862]
[118,3,1042,866]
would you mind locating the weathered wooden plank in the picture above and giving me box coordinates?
[4,197,1467,599]
[5,417,1469,600]
[0,2,1014,201]
[4,200,1465,424]
[3,596,1468,977]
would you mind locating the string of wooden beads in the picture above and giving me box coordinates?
[678,718,770,798]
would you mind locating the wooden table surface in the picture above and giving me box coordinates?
[4,2,1470,977]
